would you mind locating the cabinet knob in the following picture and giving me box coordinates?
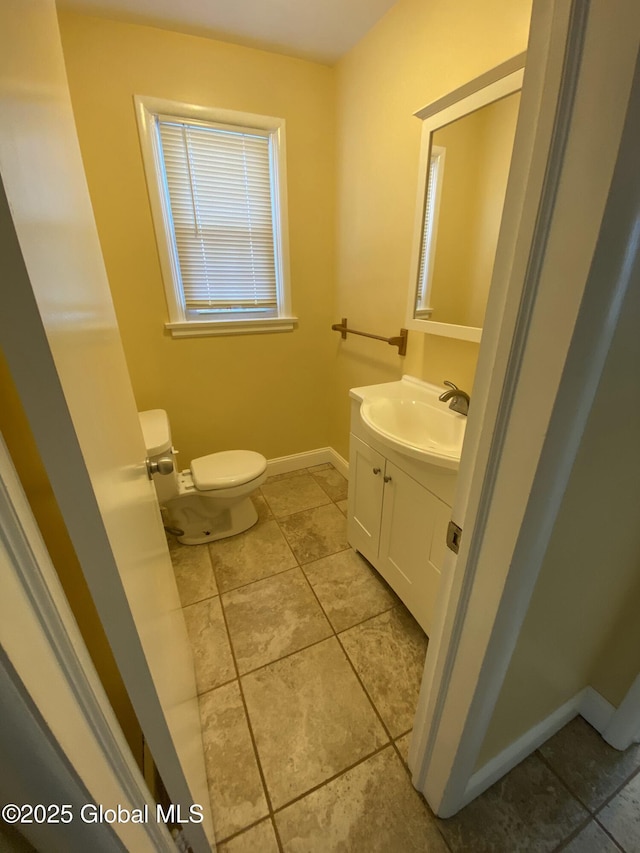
[384,475,392,483]
[372,467,381,475]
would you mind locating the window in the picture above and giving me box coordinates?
[135,96,295,337]
[415,146,445,318]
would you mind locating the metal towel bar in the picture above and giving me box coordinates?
[331,317,408,356]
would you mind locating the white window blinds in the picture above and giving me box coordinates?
[157,119,278,315]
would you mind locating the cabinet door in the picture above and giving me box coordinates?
[347,434,385,565]
[378,461,449,635]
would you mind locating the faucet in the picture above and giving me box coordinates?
[439,380,470,416]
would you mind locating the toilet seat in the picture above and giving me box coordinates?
[191,450,267,491]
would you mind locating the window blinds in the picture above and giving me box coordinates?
[157,119,278,314]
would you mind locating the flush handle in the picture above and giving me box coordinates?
[146,457,174,479]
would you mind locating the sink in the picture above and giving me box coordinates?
[353,376,466,469]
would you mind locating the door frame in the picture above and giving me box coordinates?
[410,0,640,817]
[0,435,177,853]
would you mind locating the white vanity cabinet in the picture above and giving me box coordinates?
[347,382,459,636]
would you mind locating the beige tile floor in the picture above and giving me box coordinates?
[169,465,640,852]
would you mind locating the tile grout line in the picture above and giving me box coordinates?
[209,536,283,853]
[535,748,597,815]
[213,574,285,853]
[271,742,395,816]
[261,465,343,518]
[215,481,418,793]
[172,470,345,849]
[176,473,636,853]
[236,468,349,849]
[264,470,350,565]
[271,472,400,743]
[212,815,273,848]
[306,583,397,746]
[531,750,598,852]
[291,539,439,838]
[178,466,434,849]
[262,471,421,828]
[535,746,632,853]
[590,763,640,852]
[223,599,402,682]
[548,815,595,852]
[266,470,473,851]
[247,470,434,828]
[385,727,454,852]
[537,743,640,823]
[592,821,627,853]
[595,760,640,812]
[330,621,452,848]
[279,513,400,748]
[195,674,238,699]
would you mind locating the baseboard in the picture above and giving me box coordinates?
[327,448,349,480]
[462,686,617,809]
[266,447,349,480]
[462,690,585,808]
[602,675,640,750]
[580,686,615,734]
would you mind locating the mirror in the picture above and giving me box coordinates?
[406,55,525,342]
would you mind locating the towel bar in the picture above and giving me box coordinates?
[331,318,408,356]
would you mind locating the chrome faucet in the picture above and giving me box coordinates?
[438,380,470,416]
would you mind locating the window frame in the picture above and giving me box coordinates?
[134,95,296,338]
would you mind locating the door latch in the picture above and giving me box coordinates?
[446,520,462,554]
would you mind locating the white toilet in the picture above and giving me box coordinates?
[139,409,267,545]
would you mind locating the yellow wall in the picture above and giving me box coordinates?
[59,3,532,465]
[329,0,532,457]
[0,349,143,767]
[479,273,640,765]
[58,11,336,465]
[54,0,640,783]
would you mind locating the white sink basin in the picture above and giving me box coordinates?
[354,377,466,469]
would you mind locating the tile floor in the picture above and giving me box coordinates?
[169,465,640,852]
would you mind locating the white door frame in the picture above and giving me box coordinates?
[410,0,640,817]
[0,435,177,853]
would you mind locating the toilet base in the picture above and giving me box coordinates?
[167,493,259,546]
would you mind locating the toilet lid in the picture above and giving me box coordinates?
[191,450,267,491]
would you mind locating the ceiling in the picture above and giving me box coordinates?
[58,0,399,65]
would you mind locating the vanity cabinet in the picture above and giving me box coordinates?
[348,422,455,636]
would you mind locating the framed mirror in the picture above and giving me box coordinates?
[406,54,525,342]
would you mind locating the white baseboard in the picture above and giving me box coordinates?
[603,674,640,750]
[266,447,349,480]
[463,686,617,809]
[580,686,615,733]
[462,690,584,808]
[327,448,349,480]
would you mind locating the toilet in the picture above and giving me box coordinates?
[139,409,267,545]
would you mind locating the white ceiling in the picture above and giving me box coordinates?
[59,0,399,65]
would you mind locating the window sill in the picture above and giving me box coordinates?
[165,316,298,338]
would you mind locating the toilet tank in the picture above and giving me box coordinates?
[138,409,179,502]
[139,409,172,455]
